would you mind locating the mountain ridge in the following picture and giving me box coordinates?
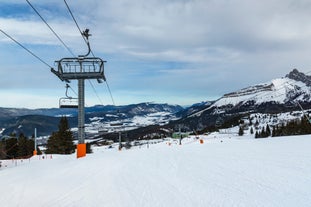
[173,69,311,133]
[0,103,183,138]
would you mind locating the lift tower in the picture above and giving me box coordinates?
[51,29,106,158]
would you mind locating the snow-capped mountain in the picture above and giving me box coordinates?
[214,69,311,107]
[176,69,311,132]
[190,69,311,118]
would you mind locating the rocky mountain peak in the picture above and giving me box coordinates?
[286,69,311,86]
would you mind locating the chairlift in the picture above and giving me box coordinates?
[59,97,78,108]
[59,84,78,108]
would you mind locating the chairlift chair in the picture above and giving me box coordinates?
[59,84,78,108]
[59,97,78,108]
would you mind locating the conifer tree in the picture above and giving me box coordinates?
[272,126,276,137]
[26,139,35,156]
[86,142,92,154]
[0,140,5,159]
[5,137,18,158]
[17,133,28,158]
[46,116,75,154]
[266,124,271,137]
[261,127,265,138]
[46,132,59,154]
[238,126,244,136]
[250,127,254,134]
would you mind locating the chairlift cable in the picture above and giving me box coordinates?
[64,0,117,107]
[68,84,78,96]
[26,0,89,98]
[66,84,90,107]
[63,0,95,57]
[0,29,53,69]
[26,0,75,57]
[88,80,104,105]
[64,0,115,107]
[105,80,116,106]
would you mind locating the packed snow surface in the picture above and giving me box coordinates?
[1,134,311,207]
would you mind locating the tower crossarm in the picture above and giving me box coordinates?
[52,57,106,81]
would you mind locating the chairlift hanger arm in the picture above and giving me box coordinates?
[65,84,72,98]
[79,29,91,58]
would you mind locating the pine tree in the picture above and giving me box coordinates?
[46,116,75,154]
[17,133,28,158]
[272,126,276,137]
[238,126,244,136]
[46,132,59,154]
[26,139,35,156]
[5,137,18,158]
[0,140,5,159]
[261,127,265,138]
[250,127,254,134]
[86,143,92,154]
[266,124,271,137]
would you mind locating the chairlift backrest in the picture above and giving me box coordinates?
[59,97,78,108]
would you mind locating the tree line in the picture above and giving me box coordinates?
[0,116,92,159]
[255,117,311,138]
[0,133,41,159]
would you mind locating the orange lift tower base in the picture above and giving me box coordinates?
[33,128,37,156]
[77,143,86,158]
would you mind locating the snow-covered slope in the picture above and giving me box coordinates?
[1,134,311,207]
[189,69,311,118]
[214,77,310,107]
[81,111,179,135]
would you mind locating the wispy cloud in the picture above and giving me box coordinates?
[1,0,311,108]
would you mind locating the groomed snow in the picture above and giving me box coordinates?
[1,134,311,207]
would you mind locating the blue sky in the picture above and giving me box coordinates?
[1,0,311,108]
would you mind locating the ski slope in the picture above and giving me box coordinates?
[1,134,311,207]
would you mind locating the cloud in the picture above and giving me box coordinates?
[1,0,311,108]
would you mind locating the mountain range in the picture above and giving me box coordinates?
[0,103,183,137]
[177,68,311,132]
[0,69,310,139]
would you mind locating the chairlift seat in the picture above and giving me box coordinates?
[59,97,78,108]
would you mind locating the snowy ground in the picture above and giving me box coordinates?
[1,134,311,207]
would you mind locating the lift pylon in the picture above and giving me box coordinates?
[51,29,106,158]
